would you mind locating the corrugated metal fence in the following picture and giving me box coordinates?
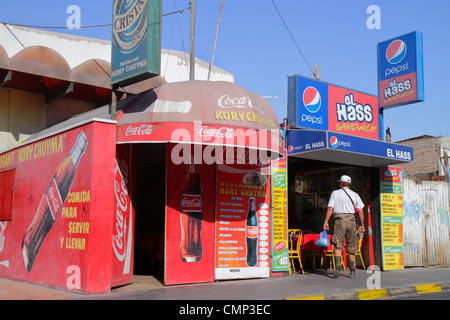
[403,179,450,267]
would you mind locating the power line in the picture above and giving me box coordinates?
[271,0,315,77]
[0,7,189,30]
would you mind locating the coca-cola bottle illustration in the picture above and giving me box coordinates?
[180,156,202,262]
[246,197,258,267]
[22,130,88,271]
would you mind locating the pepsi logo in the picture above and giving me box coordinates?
[330,136,338,148]
[288,145,294,153]
[302,86,321,113]
[386,40,407,64]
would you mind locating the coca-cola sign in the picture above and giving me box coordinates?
[218,95,253,109]
[125,124,155,137]
[47,179,62,219]
[246,226,258,239]
[181,194,202,212]
[112,162,133,274]
[199,126,234,139]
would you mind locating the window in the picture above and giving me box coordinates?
[0,169,15,220]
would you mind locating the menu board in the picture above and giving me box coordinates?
[380,166,404,270]
[215,163,271,280]
[271,154,288,272]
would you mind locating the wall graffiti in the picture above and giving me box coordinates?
[403,200,425,224]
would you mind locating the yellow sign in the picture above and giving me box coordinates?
[380,166,404,270]
[272,165,288,271]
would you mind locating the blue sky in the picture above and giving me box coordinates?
[1,0,449,141]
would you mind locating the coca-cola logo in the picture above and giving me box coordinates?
[181,194,202,212]
[218,95,253,109]
[113,165,130,263]
[48,187,60,212]
[199,126,234,139]
[125,124,155,137]
[46,179,62,219]
[247,226,258,238]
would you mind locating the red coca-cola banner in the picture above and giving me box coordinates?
[117,121,281,158]
[165,144,216,285]
[0,121,118,294]
[111,159,135,287]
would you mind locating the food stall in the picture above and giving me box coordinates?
[286,75,414,269]
[0,80,283,293]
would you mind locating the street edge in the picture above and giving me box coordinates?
[284,282,450,300]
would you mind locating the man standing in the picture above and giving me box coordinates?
[323,175,365,278]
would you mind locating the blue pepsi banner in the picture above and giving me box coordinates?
[377,31,424,109]
[111,0,161,87]
[289,77,329,131]
[287,130,414,164]
[327,132,413,162]
[286,130,327,155]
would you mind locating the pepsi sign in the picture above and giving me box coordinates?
[291,78,328,130]
[386,40,407,65]
[303,87,322,113]
[287,75,378,140]
[377,31,424,109]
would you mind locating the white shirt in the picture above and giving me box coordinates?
[327,187,364,214]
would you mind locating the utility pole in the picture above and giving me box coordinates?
[314,64,320,80]
[190,0,196,80]
[208,0,224,81]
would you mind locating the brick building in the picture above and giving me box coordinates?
[396,135,450,180]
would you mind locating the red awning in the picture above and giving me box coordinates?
[5,46,72,99]
[116,80,283,162]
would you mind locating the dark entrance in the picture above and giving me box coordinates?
[133,143,166,278]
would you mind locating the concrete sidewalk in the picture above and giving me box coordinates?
[1,267,450,300]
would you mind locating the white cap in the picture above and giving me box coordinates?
[339,175,351,183]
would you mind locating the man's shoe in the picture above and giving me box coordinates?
[333,265,342,278]
[350,269,356,278]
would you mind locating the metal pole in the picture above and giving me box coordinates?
[379,108,384,141]
[111,87,117,120]
[190,0,196,80]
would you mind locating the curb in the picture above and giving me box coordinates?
[284,282,450,300]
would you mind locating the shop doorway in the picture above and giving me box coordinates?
[288,157,377,269]
[133,144,166,278]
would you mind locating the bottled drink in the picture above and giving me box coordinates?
[22,131,88,272]
[180,156,202,262]
[246,197,258,267]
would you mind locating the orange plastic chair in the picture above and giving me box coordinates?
[288,229,304,274]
